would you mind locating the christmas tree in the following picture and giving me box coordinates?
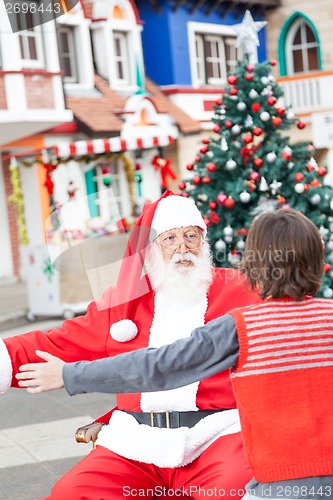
[180,59,333,298]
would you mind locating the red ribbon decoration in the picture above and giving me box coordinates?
[43,163,57,196]
[151,155,177,189]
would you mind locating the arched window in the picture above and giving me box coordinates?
[284,16,320,75]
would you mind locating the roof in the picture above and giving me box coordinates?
[65,74,201,137]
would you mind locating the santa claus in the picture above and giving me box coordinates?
[1,190,259,499]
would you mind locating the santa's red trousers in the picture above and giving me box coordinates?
[42,433,251,499]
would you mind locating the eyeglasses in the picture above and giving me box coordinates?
[157,231,203,251]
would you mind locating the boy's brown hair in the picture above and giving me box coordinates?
[238,209,324,300]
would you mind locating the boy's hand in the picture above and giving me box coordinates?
[16,350,65,393]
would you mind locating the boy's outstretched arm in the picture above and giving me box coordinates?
[17,314,239,395]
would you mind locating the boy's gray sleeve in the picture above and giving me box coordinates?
[63,314,239,396]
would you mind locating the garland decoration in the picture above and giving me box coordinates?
[8,157,29,245]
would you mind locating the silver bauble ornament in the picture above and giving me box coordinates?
[248,89,258,99]
[310,194,321,205]
[294,183,305,194]
[231,124,241,136]
[226,159,237,171]
[323,288,333,299]
[236,239,245,250]
[215,239,226,251]
[326,241,333,252]
[237,101,247,111]
[266,152,277,163]
[223,225,233,237]
[240,191,251,203]
[260,111,270,122]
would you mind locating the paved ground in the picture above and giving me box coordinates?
[0,280,115,499]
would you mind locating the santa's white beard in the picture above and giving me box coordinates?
[146,242,213,301]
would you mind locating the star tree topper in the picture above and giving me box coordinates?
[233,10,267,60]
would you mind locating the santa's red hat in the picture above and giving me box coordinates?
[103,190,207,342]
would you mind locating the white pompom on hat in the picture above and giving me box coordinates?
[108,191,207,342]
[149,195,207,242]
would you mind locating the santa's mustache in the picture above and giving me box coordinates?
[170,252,197,264]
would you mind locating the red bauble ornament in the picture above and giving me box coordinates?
[277,107,286,115]
[324,263,331,273]
[224,197,235,209]
[243,134,253,144]
[245,73,254,81]
[203,217,211,227]
[213,124,221,133]
[217,193,227,205]
[318,167,327,177]
[215,98,223,106]
[253,127,263,136]
[186,163,194,171]
[227,75,238,85]
[251,103,261,112]
[210,211,220,224]
[253,158,263,168]
[230,88,238,96]
[178,182,186,190]
[311,178,321,187]
[249,171,260,182]
[272,116,282,127]
[225,120,233,128]
[297,121,306,129]
[267,96,277,106]
[294,172,304,182]
[248,181,256,191]
[276,196,286,204]
[195,155,201,163]
[202,138,210,144]
[209,201,217,210]
[202,176,211,183]
[200,145,208,154]
[282,151,292,160]
[270,59,277,66]
[246,64,255,72]
[307,144,314,152]
[306,164,315,172]
[206,162,217,172]
[182,192,189,198]
[192,176,201,185]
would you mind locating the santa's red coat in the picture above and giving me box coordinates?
[5,268,259,418]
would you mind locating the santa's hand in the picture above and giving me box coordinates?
[16,350,65,393]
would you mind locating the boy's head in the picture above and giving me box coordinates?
[239,209,324,300]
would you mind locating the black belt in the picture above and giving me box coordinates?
[124,410,227,429]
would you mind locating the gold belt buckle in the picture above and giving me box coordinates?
[150,410,171,428]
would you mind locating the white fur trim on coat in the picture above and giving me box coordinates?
[0,339,13,394]
[110,319,138,342]
[96,409,241,467]
[140,291,207,412]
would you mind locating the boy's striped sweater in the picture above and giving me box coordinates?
[230,297,333,483]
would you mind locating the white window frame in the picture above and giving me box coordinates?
[94,161,123,221]
[113,30,130,85]
[285,18,319,75]
[19,27,44,68]
[16,4,44,69]
[58,25,78,83]
[188,22,239,88]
